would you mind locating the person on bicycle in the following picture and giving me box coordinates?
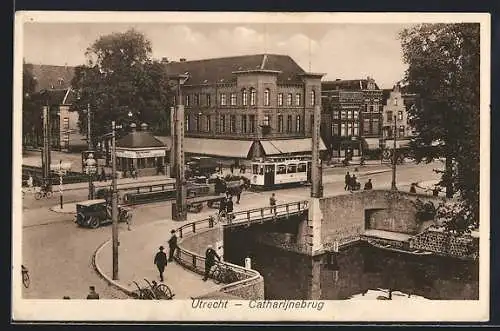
[202,244,220,281]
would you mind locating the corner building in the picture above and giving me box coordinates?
[165,54,326,160]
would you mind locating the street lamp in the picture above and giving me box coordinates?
[83,104,95,199]
[51,161,72,209]
[391,115,397,191]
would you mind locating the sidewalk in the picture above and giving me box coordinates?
[63,175,175,191]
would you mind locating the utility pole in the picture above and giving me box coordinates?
[111,121,119,280]
[42,106,49,188]
[391,115,397,191]
[169,106,176,178]
[311,104,323,198]
[87,103,94,199]
[175,79,187,221]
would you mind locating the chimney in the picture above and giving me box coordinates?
[161,57,169,63]
[130,123,137,132]
[141,123,149,131]
[179,58,186,62]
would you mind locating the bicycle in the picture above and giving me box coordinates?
[210,262,239,285]
[21,265,30,288]
[34,189,53,200]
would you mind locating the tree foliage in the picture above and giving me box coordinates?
[399,23,480,229]
[70,29,172,146]
[22,62,41,145]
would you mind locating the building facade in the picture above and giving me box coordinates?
[321,77,383,160]
[165,54,326,160]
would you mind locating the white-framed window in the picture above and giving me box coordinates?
[295,93,301,106]
[347,111,353,119]
[333,110,339,119]
[278,93,283,106]
[287,115,292,132]
[399,125,405,137]
[264,89,270,106]
[394,98,398,106]
[347,122,353,136]
[241,115,247,133]
[219,115,225,132]
[206,115,211,132]
[206,94,211,106]
[372,118,380,135]
[220,93,226,106]
[230,115,236,132]
[387,111,393,121]
[341,123,347,136]
[185,95,190,106]
[250,89,256,106]
[310,90,316,106]
[249,115,256,132]
[353,122,359,136]
[296,115,301,132]
[278,115,283,132]
[263,115,270,127]
[353,110,359,119]
[185,114,190,131]
[332,123,339,136]
[195,114,200,131]
[242,89,248,106]
[341,110,347,119]
[287,93,293,106]
[230,93,237,106]
[398,111,403,121]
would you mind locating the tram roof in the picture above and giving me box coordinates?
[251,155,311,163]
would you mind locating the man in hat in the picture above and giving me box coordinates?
[154,246,168,282]
[203,244,220,281]
[168,229,179,262]
[86,286,100,299]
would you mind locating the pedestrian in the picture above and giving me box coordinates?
[203,244,220,281]
[154,246,168,282]
[432,186,440,196]
[351,175,358,190]
[27,174,34,193]
[344,171,350,191]
[230,164,234,174]
[86,286,100,299]
[100,167,106,182]
[168,229,179,262]
[235,184,242,204]
[410,183,417,194]
[270,193,277,214]
[219,196,227,215]
[364,179,373,190]
[226,196,234,217]
[124,207,133,231]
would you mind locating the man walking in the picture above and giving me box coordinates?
[86,286,100,299]
[168,230,179,262]
[344,171,350,191]
[270,193,277,214]
[218,196,227,216]
[203,244,220,281]
[154,246,168,282]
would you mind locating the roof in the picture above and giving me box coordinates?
[25,63,75,92]
[322,79,380,91]
[165,54,306,85]
[260,138,327,155]
[117,131,166,149]
[33,88,78,106]
[77,199,107,206]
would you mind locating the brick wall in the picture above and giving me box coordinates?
[409,229,479,259]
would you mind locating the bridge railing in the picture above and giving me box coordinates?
[226,200,309,226]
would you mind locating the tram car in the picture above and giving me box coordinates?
[249,155,312,190]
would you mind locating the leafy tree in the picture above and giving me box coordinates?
[70,29,173,148]
[399,23,480,230]
[22,62,41,147]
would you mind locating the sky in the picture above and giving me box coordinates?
[22,22,414,89]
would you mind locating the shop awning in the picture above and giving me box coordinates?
[383,139,411,149]
[184,138,254,158]
[260,138,327,156]
[363,138,381,150]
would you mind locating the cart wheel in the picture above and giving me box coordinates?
[143,288,156,300]
[156,284,174,299]
[45,191,53,198]
[34,192,42,200]
[88,216,100,229]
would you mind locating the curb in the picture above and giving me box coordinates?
[49,206,76,214]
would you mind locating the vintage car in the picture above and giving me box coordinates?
[75,199,130,229]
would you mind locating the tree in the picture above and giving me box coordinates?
[70,29,173,149]
[22,62,41,147]
[399,23,480,230]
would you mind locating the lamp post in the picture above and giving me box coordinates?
[111,120,122,280]
[51,160,72,209]
[391,115,397,191]
[86,104,95,199]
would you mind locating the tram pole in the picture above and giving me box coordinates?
[311,104,323,198]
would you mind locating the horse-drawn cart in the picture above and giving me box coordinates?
[186,195,225,213]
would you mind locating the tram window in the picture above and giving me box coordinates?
[287,164,297,173]
[277,165,286,174]
[252,164,259,174]
[297,163,307,172]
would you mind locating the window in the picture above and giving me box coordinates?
[296,93,301,106]
[278,93,283,106]
[310,90,316,106]
[264,89,270,106]
[287,93,293,106]
[185,114,190,132]
[369,105,374,112]
[387,111,393,122]
[353,122,359,136]
[341,110,347,119]
[365,104,368,112]
[298,163,307,172]
[249,115,256,133]
[173,95,176,106]
[277,164,286,174]
[296,115,301,132]
[195,114,200,132]
[219,115,226,132]
[194,94,200,106]
[347,122,353,136]
[363,119,371,135]
[206,94,211,106]
[394,98,398,106]
[398,111,403,121]
[242,89,248,106]
[399,125,405,137]
[372,118,380,135]
[230,115,236,132]
[185,95,190,106]
[354,110,359,119]
[250,89,256,106]
[263,115,270,127]
[347,110,353,119]
[332,123,339,136]
[241,115,247,133]
[287,115,293,132]
[333,110,339,119]
[341,123,346,136]
[220,93,226,106]
[230,93,237,106]
[206,115,211,132]
[287,164,297,173]
[278,115,283,132]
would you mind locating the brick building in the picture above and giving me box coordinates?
[163,54,327,160]
[321,77,383,160]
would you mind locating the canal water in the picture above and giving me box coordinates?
[225,240,479,300]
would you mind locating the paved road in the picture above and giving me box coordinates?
[20,161,440,299]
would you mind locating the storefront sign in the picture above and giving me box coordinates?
[116,149,166,158]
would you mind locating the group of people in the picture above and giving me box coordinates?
[344,172,373,191]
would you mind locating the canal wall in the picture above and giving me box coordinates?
[318,190,444,249]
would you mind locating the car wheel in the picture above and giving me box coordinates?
[88,216,100,229]
[34,192,42,200]
[45,191,53,198]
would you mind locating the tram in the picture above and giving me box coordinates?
[249,155,312,190]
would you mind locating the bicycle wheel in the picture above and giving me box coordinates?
[34,192,42,200]
[212,267,222,284]
[45,191,53,198]
[156,284,174,299]
[142,288,156,300]
[22,271,30,288]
